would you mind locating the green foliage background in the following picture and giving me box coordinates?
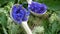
[0,0,60,34]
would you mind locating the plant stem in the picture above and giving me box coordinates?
[26,0,32,4]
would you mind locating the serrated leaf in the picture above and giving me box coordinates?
[32,26,44,34]
[49,13,58,23]
[8,23,19,34]
[51,20,60,34]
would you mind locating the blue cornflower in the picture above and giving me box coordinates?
[10,4,30,24]
[28,1,47,14]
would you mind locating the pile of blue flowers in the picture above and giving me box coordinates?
[11,1,47,24]
[0,0,60,34]
[28,1,47,14]
[11,4,30,24]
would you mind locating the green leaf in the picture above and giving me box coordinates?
[2,26,8,34]
[32,26,44,34]
[0,0,15,7]
[8,23,19,34]
[0,9,7,27]
[51,20,60,34]
[49,13,58,23]
[0,0,8,7]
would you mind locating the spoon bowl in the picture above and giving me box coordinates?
[28,1,47,16]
